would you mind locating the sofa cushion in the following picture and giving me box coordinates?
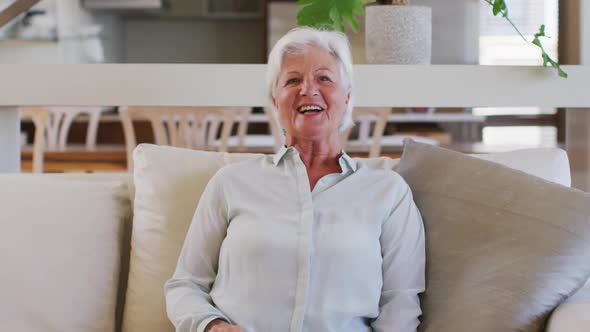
[396,140,590,332]
[359,147,571,187]
[123,145,263,332]
[473,147,571,187]
[0,174,131,332]
[546,280,590,332]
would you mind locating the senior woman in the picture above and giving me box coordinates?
[165,27,425,332]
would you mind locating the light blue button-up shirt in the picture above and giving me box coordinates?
[165,146,425,332]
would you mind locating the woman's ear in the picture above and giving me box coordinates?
[272,97,278,109]
[345,92,351,104]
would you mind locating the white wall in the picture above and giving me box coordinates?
[414,0,480,64]
[56,0,123,63]
[0,0,59,63]
[0,40,59,63]
[123,18,265,63]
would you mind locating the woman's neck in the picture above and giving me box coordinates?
[285,134,342,170]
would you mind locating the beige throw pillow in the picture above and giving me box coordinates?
[0,175,130,332]
[396,140,590,332]
[122,145,263,332]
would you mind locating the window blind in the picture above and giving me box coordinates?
[480,0,559,36]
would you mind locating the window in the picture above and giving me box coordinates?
[479,0,559,66]
[475,0,560,147]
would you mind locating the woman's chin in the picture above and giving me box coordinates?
[291,125,332,140]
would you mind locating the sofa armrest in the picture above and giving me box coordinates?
[546,280,590,332]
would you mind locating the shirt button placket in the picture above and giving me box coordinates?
[288,153,314,332]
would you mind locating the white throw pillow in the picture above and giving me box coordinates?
[363,148,570,187]
[123,144,571,332]
[472,148,571,187]
[0,174,130,332]
[123,145,263,332]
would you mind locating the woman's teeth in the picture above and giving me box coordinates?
[297,106,324,114]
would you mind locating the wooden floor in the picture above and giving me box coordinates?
[21,146,128,173]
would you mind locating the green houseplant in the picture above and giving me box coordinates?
[296,0,567,77]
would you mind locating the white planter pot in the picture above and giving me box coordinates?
[365,5,432,64]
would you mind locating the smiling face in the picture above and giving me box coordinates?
[272,45,350,142]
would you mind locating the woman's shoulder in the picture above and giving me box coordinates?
[213,154,275,179]
[356,159,407,183]
[354,161,412,199]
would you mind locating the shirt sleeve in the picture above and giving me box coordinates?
[371,179,426,332]
[164,172,232,332]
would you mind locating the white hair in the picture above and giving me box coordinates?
[266,27,355,133]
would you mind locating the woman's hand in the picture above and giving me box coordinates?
[204,318,243,332]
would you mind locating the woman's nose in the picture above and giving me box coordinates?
[300,78,318,96]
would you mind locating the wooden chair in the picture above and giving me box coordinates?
[19,107,48,173]
[202,107,283,153]
[47,106,112,151]
[120,106,241,170]
[341,107,390,158]
[261,106,285,152]
[230,107,283,152]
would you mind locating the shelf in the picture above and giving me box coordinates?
[0,64,589,108]
[0,39,58,45]
[388,113,485,123]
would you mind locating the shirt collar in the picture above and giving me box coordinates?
[339,151,358,172]
[272,146,358,172]
[272,145,292,166]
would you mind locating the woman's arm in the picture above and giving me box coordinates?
[371,183,426,332]
[164,173,233,332]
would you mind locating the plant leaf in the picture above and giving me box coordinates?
[530,24,567,77]
[334,0,363,32]
[329,6,345,32]
[492,0,508,17]
[296,0,316,5]
[535,24,547,38]
[501,1,508,17]
[342,11,360,33]
[492,0,502,15]
[352,1,364,16]
[296,0,334,30]
[297,0,365,33]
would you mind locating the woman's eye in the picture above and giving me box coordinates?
[319,76,332,82]
[285,78,299,85]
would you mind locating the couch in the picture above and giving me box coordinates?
[1,143,589,332]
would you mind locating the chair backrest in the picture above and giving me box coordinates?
[120,106,240,170]
[341,107,390,158]
[262,107,285,152]
[207,107,253,151]
[47,106,110,151]
[19,107,48,173]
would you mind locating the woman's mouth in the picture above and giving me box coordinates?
[297,105,324,114]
